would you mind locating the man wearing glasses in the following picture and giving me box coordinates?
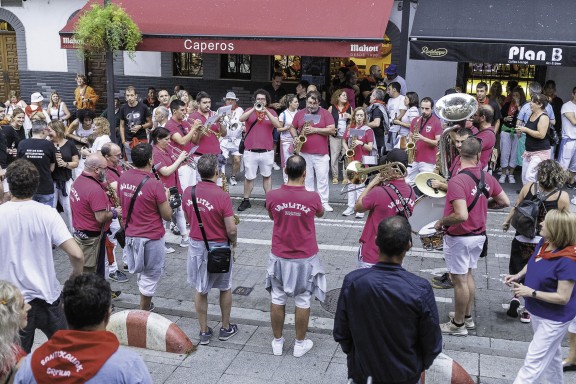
[237,89,281,211]
[70,153,119,277]
[289,91,336,212]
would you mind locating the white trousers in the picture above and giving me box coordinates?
[52,179,73,230]
[106,218,121,274]
[514,314,570,384]
[522,152,547,185]
[301,153,330,205]
[178,163,197,190]
[500,132,519,169]
[347,183,363,209]
[406,161,435,184]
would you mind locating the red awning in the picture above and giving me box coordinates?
[60,0,393,58]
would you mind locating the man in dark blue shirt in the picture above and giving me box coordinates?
[333,216,442,384]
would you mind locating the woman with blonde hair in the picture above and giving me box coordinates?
[47,91,71,125]
[79,117,111,159]
[327,89,352,185]
[0,280,30,384]
[505,208,576,383]
[48,120,79,230]
[341,107,375,218]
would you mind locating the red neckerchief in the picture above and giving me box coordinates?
[25,105,43,118]
[507,100,518,117]
[31,330,119,384]
[256,111,266,121]
[334,102,350,114]
[537,242,576,262]
[364,76,376,83]
[477,98,489,105]
[372,100,387,107]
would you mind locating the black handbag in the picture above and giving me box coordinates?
[114,176,150,248]
[238,119,259,154]
[191,185,231,273]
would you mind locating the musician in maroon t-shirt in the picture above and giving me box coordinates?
[189,92,226,159]
[471,105,497,171]
[70,153,117,276]
[118,144,172,311]
[434,138,509,336]
[265,155,325,358]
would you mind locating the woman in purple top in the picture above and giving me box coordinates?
[504,208,576,384]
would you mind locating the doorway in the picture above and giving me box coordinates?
[0,21,19,103]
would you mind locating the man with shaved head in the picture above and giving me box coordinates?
[70,153,119,277]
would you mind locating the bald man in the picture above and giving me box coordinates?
[70,153,119,276]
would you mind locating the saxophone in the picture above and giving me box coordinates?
[406,117,419,165]
[106,184,121,219]
[345,135,358,169]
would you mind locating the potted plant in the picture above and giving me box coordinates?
[73,3,142,58]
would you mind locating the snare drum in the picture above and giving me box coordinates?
[418,221,444,251]
[408,196,445,235]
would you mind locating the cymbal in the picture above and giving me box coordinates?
[415,172,447,198]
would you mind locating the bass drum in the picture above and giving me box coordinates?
[408,196,446,234]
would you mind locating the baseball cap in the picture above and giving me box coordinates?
[384,64,398,75]
[31,92,44,103]
[381,148,408,167]
[223,91,239,101]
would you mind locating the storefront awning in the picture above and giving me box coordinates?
[409,0,576,66]
[60,0,393,58]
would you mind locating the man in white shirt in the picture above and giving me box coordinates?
[559,86,576,191]
[220,92,244,185]
[384,64,407,95]
[0,159,84,352]
[386,82,407,150]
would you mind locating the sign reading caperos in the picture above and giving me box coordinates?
[410,40,576,67]
[184,40,235,52]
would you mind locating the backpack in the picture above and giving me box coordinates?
[511,183,557,238]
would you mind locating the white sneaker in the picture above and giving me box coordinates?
[293,339,313,357]
[272,162,281,170]
[179,237,189,248]
[498,175,506,183]
[271,337,284,356]
[323,204,334,212]
[229,176,238,186]
[165,246,175,254]
[342,207,355,216]
[508,175,516,184]
[355,212,365,219]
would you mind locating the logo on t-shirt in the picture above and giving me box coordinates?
[274,202,311,215]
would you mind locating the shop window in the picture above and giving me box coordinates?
[173,53,204,77]
[464,63,536,95]
[0,22,15,31]
[220,54,251,79]
[273,56,301,80]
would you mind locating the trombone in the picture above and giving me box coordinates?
[340,161,407,194]
[168,143,197,170]
[118,159,135,170]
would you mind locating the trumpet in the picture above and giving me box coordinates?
[254,102,264,111]
[346,161,407,185]
[168,143,197,170]
[199,124,222,139]
[118,159,135,171]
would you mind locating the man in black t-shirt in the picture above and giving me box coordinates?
[119,86,151,161]
[366,88,390,155]
[17,120,56,206]
[359,65,383,107]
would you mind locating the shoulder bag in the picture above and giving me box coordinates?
[238,119,259,154]
[191,185,231,273]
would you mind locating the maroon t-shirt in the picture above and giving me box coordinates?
[165,117,193,153]
[411,114,443,164]
[443,166,502,236]
[475,127,496,169]
[105,165,123,185]
[182,181,234,242]
[189,111,221,156]
[153,145,181,193]
[70,173,111,232]
[291,108,335,155]
[266,185,323,259]
[359,179,415,264]
[118,169,167,239]
[244,110,277,151]
[342,125,375,163]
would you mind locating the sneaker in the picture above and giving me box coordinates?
[499,174,506,183]
[272,162,281,171]
[170,223,181,236]
[230,176,238,186]
[271,337,284,356]
[332,177,338,185]
[440,320,468,336]
[179,237,189,248]
[293,339,314,357]
[199,327,214,345]
[448,312,476,330]
[506,297,520,318]
[520,311,531,323]
[508,175,516,184]
[109,270,129,283]
[323,204,334,212]
[432,272,449,283]
[238,199,251,211]
[111,290,121,299]
[342,207,355,216]
[165,246,175,254]
[148,302,155,312]
[355,212,365,219]
[432,278,454,289]
[218,324,239,341]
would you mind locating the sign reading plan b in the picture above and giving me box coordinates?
[508,45,566,65]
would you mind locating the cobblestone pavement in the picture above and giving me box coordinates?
[45,167,576,383]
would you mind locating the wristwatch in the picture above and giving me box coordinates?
[531,290,537,298]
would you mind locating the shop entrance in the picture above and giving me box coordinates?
[0,21,19,103]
